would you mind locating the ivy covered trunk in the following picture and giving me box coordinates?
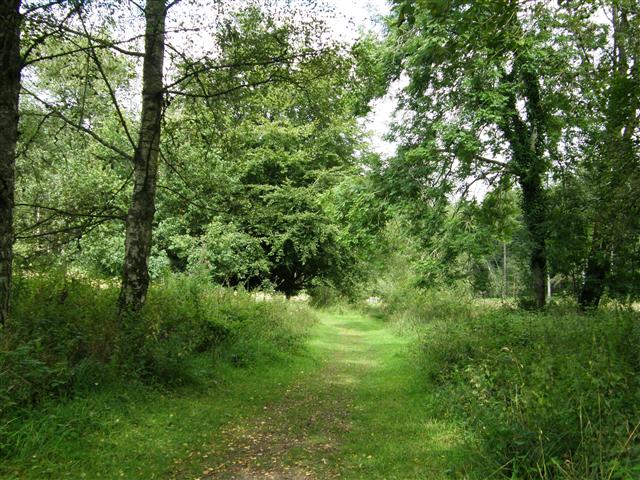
[0,0,22,327]
[519,170,547,309]
[118,0,166,315]
[502,64,549,309]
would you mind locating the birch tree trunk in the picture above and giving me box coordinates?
[118,0,166,315]
[0,0,22,327]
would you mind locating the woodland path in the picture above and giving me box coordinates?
[193,311,467,480]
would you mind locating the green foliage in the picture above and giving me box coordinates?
[380,0,640,307]
[381,285,479,333]
[307,280,344,308]
[0,272,316,457]
[14,2,377,300]
[385,287,640,479]
[172,220,269,285]
[145,9,375,297]
[5,0,640,476]
[0,345,71,415]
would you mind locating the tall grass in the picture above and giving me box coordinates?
[383,289,640,479]
[0,272,315,459]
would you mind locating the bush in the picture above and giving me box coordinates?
[378,284,484,330]
[308,281,345,308]
[387,288,640,479]
[142,274,314,370]
[1,271,316,456]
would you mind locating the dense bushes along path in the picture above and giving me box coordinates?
[177,311,469,479]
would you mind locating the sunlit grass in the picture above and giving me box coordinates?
[0,355,318,479]
[302,311,475,479]
[2,308,476,479]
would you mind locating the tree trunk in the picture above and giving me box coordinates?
[502,242,507,299]
[0,0,22,327]
[579,225,609,310]
[578,4,636,310]
[500,55,549,309]
[495,44,550,310]
[519,172,547,308]
[501,122,548,309]
[118,0,166,315]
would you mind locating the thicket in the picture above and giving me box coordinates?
[0,272,315,458]
[362,211,640,478]
[377,286,640,479]
[381,0,640,309]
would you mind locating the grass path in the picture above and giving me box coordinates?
[1,310,472,479]
[185,310,471,479]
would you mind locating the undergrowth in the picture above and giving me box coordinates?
[0,272,315,461]
[383,288,640,479]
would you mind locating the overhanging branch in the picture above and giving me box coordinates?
[22,87,134,162]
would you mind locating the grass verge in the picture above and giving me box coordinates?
[1,273,316,479]
[381,288,640,479]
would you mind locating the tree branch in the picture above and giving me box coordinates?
[22,87,133,162]
[434,148,511,170]
[75,8,137,149]
[24,21,145,63]
[15,217,116,240]
[166,74,281,99]
[15,203,125,220]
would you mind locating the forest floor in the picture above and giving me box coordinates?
[1,310,473,479]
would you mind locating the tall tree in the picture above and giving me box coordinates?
[13,0,351,309]
[385,0,573,307]
[118,0,166,314]
[578,1,640,309]
[0,0,22,326]
[152,19,372,297]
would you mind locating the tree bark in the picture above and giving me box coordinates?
[579,223,609,309]
[118,0,166,315]
[519,170,547,308]
[501,61,548,309]
[0,0,22,327]
[502,242,507,299]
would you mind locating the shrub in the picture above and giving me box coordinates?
[1,271,316,450]
[379,285,483,330]
[387,288,640,479]
[308,281,345,308]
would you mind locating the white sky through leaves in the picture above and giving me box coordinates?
[324,0,397,159]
